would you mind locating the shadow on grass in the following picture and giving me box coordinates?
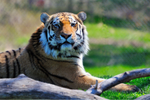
[84,44,150,67]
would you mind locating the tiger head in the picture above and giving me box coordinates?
[40,12,89,59]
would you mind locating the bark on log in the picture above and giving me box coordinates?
[86,68,150,95]
[0,74,106,99]
[135,94,150,100]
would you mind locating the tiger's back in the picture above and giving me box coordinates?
[0,48,23,78]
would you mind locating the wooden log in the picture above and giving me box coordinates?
[135,94,150,100]
[0,74,106,99]
[86,68,150,95]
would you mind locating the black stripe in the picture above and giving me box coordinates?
[5,55,9,78]
[48,28,52,40]
[32,42,40,46]
[77,34,81,39]
[12,50,21,75]
[31,35,40,38]
[52,25,55,31]
[33,44,41,49]
[48,26,50,30]
[79,24,81,29]
[50,73,74,83]
[44,30,49,43]
[82,27,85,46]
[19,48,21,53]
[66,55,80,59]
[28,51,39,70]
[82,28,85,40]
[76,25,78,33]
[6,51,11,55]
[37,62,55,84]
[76,25,82,39]
[73,27,85,50]
[13,61,16,78]
[32,38,40,40]
[48,45,60,51]
[12,50,16,57]
[16,58,21,75]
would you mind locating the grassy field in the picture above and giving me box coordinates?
[83,44,150,99]
[87,72,150,99]
[86,23,150,48]
[85,65,150,99]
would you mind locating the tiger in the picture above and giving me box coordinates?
[0,11,139,92]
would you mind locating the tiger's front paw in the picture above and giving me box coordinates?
[127,84,139,92]
[111,83,139,92]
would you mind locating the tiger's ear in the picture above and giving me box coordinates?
[40,13,50,24]
[77,11,87,22]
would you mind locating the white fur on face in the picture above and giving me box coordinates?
[40,17,89,59]
[61,44,72,51]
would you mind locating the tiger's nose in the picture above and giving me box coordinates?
[61,33,72,39]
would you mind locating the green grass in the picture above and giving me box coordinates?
[85,23,150,47]
[85,66,150,99]
[84,44,150,67]
[102,76,150,99]
[83,43,150,99]
[85,65,149,76]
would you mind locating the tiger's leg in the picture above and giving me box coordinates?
[74,75,138,92]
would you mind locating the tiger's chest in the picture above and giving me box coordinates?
[39,59,86,80]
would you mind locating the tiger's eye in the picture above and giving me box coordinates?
[53,24,60,29]
[71,23,76,27]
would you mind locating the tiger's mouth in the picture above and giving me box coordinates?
[63,41,74,46]
[59,41,75,51]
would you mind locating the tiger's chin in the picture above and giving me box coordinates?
[58,43,80,58]
[60,43,72,51]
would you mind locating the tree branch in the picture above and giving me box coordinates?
[86,68,150,95]
[0,74,106,99]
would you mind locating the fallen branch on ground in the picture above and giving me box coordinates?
[86,68,150,95]
[0,74,106,99]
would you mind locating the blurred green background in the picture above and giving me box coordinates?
[0,0,150,76]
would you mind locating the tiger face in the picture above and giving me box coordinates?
[40,12,89,58]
